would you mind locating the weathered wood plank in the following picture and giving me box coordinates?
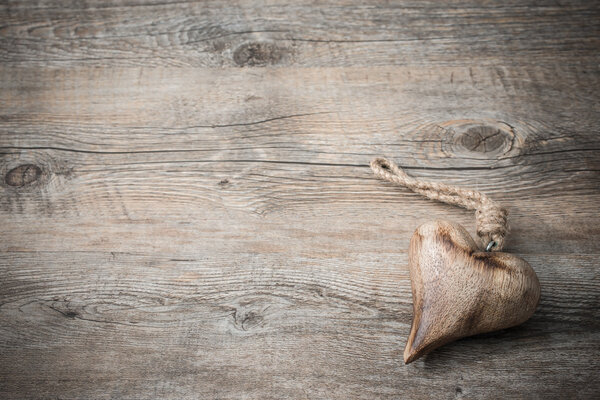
[0,251,598,399]
[1,0,599,67]
[1,67,599,254]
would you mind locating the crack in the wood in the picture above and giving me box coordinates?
[0,112,329,135]
[46,303,157,327]
[498,147,600,161]
[3,145,596,172]
[47,304,79,319]
[182,112,331,129]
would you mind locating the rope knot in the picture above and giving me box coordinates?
[476,203,508,251]
[371,157,510,251]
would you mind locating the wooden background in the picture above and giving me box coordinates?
[1,1,599,398]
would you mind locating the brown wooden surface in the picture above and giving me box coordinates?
[1,1,599,399]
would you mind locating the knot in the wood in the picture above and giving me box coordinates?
[233,42,284,66]
[5,164,42,187]
[459,125,507,153]
[232,308,263,331]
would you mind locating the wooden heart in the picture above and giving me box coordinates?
[404,220,540,364]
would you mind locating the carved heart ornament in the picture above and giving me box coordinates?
[404,220,541,363]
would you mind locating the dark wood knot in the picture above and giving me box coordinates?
[232,308,263,331]
[5,164,42,187]
[458,125,507,153]
[233,42,284,66]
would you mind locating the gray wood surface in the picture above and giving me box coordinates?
[1,1,599,399]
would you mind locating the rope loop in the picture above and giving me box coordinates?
[370,157,508,250]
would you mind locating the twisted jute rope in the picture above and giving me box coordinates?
[370,157,509,251]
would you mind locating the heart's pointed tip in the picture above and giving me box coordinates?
[403,349,419,364]
[403,333,424,364]
[404,341,428,364]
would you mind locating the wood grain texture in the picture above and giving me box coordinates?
[1,0,599,67]
[1,0,599,399]
[404,220,540,363]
